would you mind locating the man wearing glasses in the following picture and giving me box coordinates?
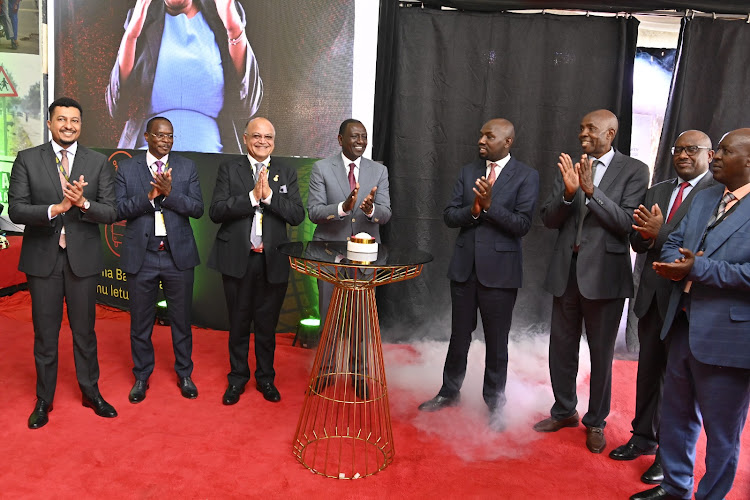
[115,117,204,403]
[610,131,714,482]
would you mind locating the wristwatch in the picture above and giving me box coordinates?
[82,199,91,211]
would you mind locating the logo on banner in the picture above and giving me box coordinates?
[105,150,133,257]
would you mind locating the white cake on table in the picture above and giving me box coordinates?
[347,233,378,262]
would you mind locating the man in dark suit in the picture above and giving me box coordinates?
[535,109,649,453]
[418,119,539,426]
[115,116,204,402]
[631,128,750,499]
[307,119,391,394]
[208,117,304,404]
[610,131,714,483]
[9,97,118,429]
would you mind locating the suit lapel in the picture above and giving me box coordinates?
[41,143,64,199]
[596,151,623,194]
[238,156,254,192]
[492,159,515,197]
[670,173,714,226]
[136,155,154,194]
[333,156,351,198]
[700,193,750,258]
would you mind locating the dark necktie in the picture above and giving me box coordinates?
[348,163,356,191]
[667,181,690,223]
[574,160,599,249]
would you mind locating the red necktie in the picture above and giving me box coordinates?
[667,181,690,223]
[348,163,356,191]
[488,163,498,186]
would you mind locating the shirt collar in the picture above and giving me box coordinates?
[248,154,270,169]
[726,181,750,202]
[678,170,709,188]
[591,147,615,168]
[51,140,78,158]
[342,153,361,169]
[147,151,169,168]
[486,154,511,170]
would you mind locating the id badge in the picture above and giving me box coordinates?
[255,212,263,236]
[155,210,167,236]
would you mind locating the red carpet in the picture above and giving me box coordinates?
[1,291,748,499]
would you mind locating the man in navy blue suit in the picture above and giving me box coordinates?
[115,117,204,403]
[418,118,539,427]
[631,128,750,500]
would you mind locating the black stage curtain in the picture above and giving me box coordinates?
[653,17,750,183]
[420,1,750,15]
[374,7,638,341]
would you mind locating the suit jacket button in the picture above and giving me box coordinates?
[352,218,356,222]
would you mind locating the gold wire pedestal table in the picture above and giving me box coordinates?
[279,241,432,479]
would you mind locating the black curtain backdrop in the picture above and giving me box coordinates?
[419,1,750,15]
[374,7,638,341]
[653,17,750,183]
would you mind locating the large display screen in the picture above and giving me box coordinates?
[54,0,355,158]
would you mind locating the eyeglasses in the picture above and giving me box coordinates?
[150,133,175,140]
[671,145,709,156]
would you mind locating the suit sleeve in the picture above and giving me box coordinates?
[8,151,56,227]
[115,163,156,221]
[540,171,576,229]
[443,168,478,228]
[82,154,117,225]
[266,167,304,226]
[160,160,204,219]
[586,161,649,237]
[209,161,253,223]
[484,167,539,237]
[307,161,341,224]
[369,164,391,225]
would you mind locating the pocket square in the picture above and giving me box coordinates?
[279,185,287,193]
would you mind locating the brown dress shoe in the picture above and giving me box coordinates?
[586,426,606,453]
[532,411,580,432]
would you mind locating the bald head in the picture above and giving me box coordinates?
[243,117,276,161]
[579,110,618,158]
[672,130,713,181]
[478,118,515,161]
[712,128,750,191]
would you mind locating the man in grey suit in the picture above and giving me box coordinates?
[115,117,204,403]
[9,97,119,429]
[307,119,391,392]
[534,109,649,453]
[610,131,714,483]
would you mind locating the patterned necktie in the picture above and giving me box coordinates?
[667,181,690,223]
[712,191,737,225]
[488,163,498,186]
[155,160,164,174]
[61,149,70,178]
[58,150,69,248]
[348,163,356,191]
[250,163,265,250]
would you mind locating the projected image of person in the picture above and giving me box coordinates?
[106,0,263,153]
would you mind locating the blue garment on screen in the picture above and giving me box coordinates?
[146,11,225,152]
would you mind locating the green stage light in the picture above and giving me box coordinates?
[294,317,321,348]
[156,300,169,326]
[157,300,167,308]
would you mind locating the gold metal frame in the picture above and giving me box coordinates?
[289,256,424,479]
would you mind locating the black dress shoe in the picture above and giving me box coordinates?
[222,384,244,405]
[641,455,664,484]
[257,382,281,402]
[28,399,53,429]
[418,394,460,412]
[128,380,149,404]
[609,441,658,461]
[178,376,198,399]
[630,485,680,500]
[532,411,580,432]
[82,394,118,418]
